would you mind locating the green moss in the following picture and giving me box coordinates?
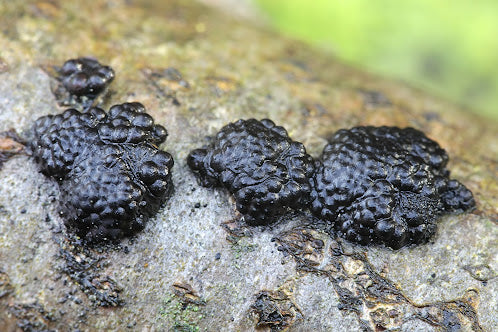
[157,294,204,331]
[231,239,258,260]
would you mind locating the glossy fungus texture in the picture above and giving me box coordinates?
[58,57,115,99]
[187,119,315,225]
[310,126,475,249]
[29,102,173,243]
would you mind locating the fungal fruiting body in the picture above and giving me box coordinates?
[30,102,173,243]
[311,126,475,249]
[187,119,315,225]
[187,121,474,249]
[58,57,115,100]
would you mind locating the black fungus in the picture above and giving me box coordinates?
[310,126,475,249]
[29,102,173,243]
[187,120,475,249]
[58,57,115,100]
[187,119,315,225]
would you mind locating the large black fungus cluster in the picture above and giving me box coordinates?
[30,102,174,243]
[187,121,475,249]
[58,57,115,100]
[187,119,315,225]
[310,126,475,249]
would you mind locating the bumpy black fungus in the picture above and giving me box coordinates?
[29,102,173,243]
[58,57,114,99]
[310,126,475,249]
[187,119,315,225]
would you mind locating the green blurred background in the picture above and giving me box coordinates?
[256,0,498,120]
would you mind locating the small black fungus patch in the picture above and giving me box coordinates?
[58,57,114,101]
[8,301,57,332]
[56,235,123,307]
[251,290,303,331]
[29,102,174,243]
[311,126,475,249]
[187,119,314,225]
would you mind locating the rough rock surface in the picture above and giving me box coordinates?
[0,0,496,331]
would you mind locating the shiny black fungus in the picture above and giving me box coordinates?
[187,119,315,225]
[29,102,173,243]
[58,57,115,99]
[310,126,475,249]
